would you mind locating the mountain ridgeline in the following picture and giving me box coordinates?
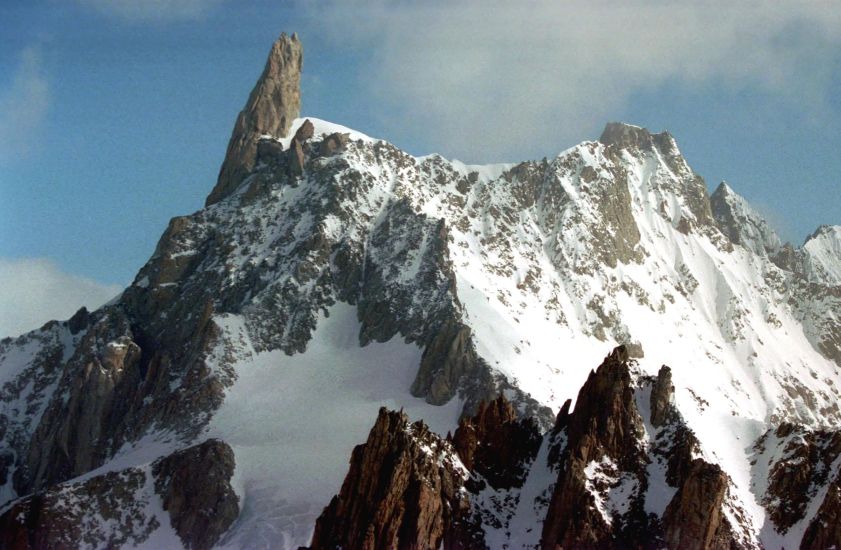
[1,32,840,549]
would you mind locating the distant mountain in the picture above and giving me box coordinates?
[1,32,840,549]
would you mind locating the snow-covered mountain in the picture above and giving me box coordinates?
[1,33,840,549]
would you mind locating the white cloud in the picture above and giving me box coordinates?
[0,258,122,339]
[78,0,223,22]
[0,46,49,162]
[310,1,841,162]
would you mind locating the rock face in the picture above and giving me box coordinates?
[153,439,239,550]
[309,408,473,550]
[661,460,733,550]
[0,468,157,549]
[206,32,302,205]
[0,439,237,550]
[801,470,841,549]
[650,365,674,428]
[541,346,650,548]
[310,395,542,550]
[451,395,541,489]
[710,181,783,257]
[310,349,770,549]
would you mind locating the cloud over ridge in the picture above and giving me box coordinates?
[0,258,122,339]
[311,1,841,162]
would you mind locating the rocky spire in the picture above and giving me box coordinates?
[206,32,302,206]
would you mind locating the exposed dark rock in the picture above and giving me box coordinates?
[309,394,543,550]
[309,408,477,550]
[255,138,284,164]
[289,137,306,176]
[0,440,238,550]
[318,132,349,157]
[17,312,143,493]
[67,307,90,334]
[451,395,541,490]
[760,423,841,532]
[207,32,302,205]
[650,365,674,428]
[600,122,714,232]
[293,118,314,142]
[599,122,658,151]
[285,118,316,176]
[541,346,648,549]
[661,459,733,550]
[0,467,157,548]
[153,439,239,550]
[801,469,841,549]
[411,320,478,405]
[710,182,782,256]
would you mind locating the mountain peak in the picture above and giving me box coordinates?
[599,122,678,155]
[599,121,649,147]
[206,32,303,206]
[710,181,782,256]
[714,181,734,195]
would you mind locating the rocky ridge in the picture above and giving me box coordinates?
[308,347,767,549]
[0,31,839,548]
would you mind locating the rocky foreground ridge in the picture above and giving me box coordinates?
[0,32,840,548]
[307,346,841,550]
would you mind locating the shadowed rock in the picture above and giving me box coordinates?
[153,439,239,550]
[651,365,675,428]
[309,408,475,550]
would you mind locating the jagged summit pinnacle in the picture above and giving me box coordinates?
[206,32,302,206]
[598,121,676,153]
[714,180,734,195]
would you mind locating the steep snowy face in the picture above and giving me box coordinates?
[803,225,841,285]
[711,181,783,257]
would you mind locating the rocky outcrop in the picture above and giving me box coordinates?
[757,423,841,533]
[411,320,478,405]
[0,467,157,549]
[310,394,543,550]
[288,118,314,175]
[540,347,745,549]
[801,469,841,549]
[207,32,302,205]
[661,459,733,550]
[452,395,541,489]
[0,440,238,550]
[309,408,474,550]
[541,346,649,548]
[310,348,751,550]
[710,181,783,256]
[318,132,350,157]
[153,439,239,550]
[16,310,142,492]
[600,122,715,232]
[650,365,675,428]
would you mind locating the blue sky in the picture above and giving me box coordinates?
[1,1,840,336]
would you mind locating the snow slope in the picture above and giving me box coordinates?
[207,303,461,547]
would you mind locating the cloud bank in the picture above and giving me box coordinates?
[0,258,122,339]
[311,1,841,162]
[0,46,49,162]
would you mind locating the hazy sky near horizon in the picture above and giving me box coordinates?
[1,0,840,336]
